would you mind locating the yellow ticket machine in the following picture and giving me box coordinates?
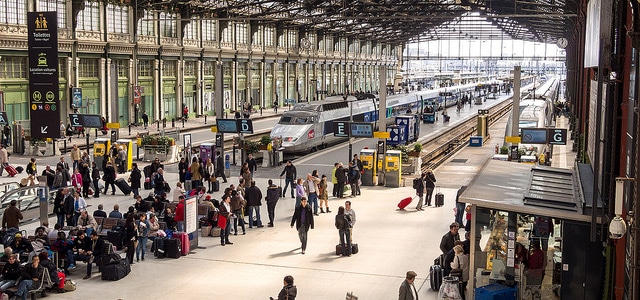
[360,149,376,186]
[384,150,402,188]
[116,139,133,172]
[93,138,111,171]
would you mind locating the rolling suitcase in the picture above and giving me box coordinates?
[173,232,190,256]
[107,230,124,250]
[115,178,132,195]
[212,179,220,192]
[101,260,131,281]
[435,186,444,207]
[351,243,359,255]
[165,238,181,258]
[430,264,444,291]
[397,196,414,210]
[4,165,17,177]
[153,237,166,258]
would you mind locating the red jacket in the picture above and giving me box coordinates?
[174,201,185,222]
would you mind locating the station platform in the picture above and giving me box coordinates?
[1,98,574,300]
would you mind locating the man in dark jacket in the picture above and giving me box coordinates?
[335,162,347,198]
[245,180,264,228]
[279,160,297,198]
[14,255,44,300]
[178,157,188,183]
[215,151,227,183]
[245,153,258,177]
[265,179,280,227]
[82,231,105,280]
[1,200,23,229]
[63,189,75,226]
[439,222,461,254]
[290,197,314,255]
[414,173,426,211]
[41,165,55,189]
[53,188,70,227]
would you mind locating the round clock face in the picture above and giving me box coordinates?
[556,38,568,49]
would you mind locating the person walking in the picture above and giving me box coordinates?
[303,174,320,216]
[295,178,305,207]
[265,179,280,227]
[142,112,149,129]
[398,271,419,300]
[91,162,100,198]
[0,144,8,176]
[414,173,426,211]
[103,162,116,195]
[70,144,82,171]
[129,163,142,198]
[335,206,352,257]
[245,153,257,177]
[245,180,264,228]
[290,197,314,255]
[1,200,23,230]
[279,160,297,198]
[215,151,227,183]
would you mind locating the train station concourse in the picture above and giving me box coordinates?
[0,0,639,299]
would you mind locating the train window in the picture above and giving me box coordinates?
[279,116,292,124]
[295,117,308,124]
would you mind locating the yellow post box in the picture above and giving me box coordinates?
[116,139,133,172]
[384,150,402,188]
[93,138,111,171]
[360,149,376,186]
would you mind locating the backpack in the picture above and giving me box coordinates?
[413,177,421,190]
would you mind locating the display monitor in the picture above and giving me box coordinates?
[216,119,238,133]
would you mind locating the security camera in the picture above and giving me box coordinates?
[609,215,626,240]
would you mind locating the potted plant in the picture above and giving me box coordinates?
[244,140,260,155]
[258,135,271,150]
[408,143,422,157]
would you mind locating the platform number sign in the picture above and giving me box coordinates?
[334,122,349,137]
[28,12,59,139]
[548,129,567,145]
[238,119,254,134]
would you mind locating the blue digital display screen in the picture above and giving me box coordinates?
[217,119,238,133]
[521,128,547,144]
[350,122,373,138]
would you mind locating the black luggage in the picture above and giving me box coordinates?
[165,238,181,259]
[277,187,282,199]
[101,260,131,281]
[107,230,124,250]
[15,166,23,174]
[97,253,121,272]
[335,243,358,255]
[144,179,152,190]
[153,237,166,258]
[212,180,219,192]
[435,186,444,207]
[115,178,132,195]
[430,264,444,291]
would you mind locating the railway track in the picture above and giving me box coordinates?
[419,100,514,173]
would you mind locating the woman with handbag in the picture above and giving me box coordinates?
[218,195,233,246]
[450,244,469,299]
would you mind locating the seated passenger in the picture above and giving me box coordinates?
[77,209,98,236]
[163,208,177,231]
[0,247,13,263]
[29,227,51,262]
[13,255,43,300]
[148,213,160,241]
[81,231,104,280]
[0,254,21,294]
[51,231,74,271]
[9,234,33,262]
[134,195,149,213]
[38,251,60,290]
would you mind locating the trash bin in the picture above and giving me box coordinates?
[438,276,462,300]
